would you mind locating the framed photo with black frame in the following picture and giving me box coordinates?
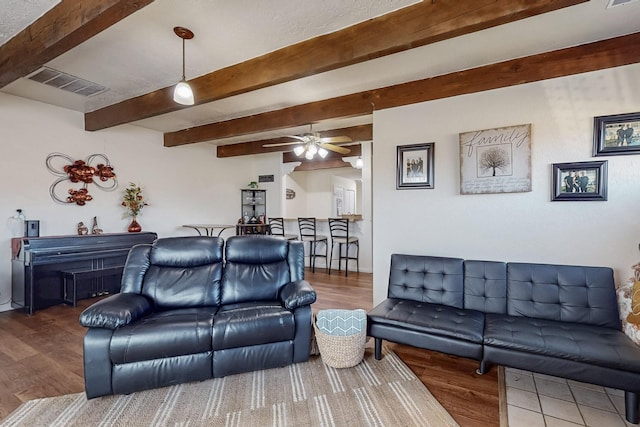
[396,143,434,189]
[551,160,607,202]
[593,111,640,156]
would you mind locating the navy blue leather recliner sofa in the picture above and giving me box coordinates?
[80,235,316,398]
[367,254,640,424]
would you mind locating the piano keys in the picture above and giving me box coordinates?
[11,232,157,314]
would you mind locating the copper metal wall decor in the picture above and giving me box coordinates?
[46,153,118,206]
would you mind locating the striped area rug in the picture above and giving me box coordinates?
[1,347,458,427]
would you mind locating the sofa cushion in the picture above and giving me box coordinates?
[139,237,224,309]
[222,236,293,305]
[388,254,464,308]
[368,298,484,343]
[507,263,619,328]
[110,308,217,364]
[143,264,223,309]
[212,302,295,350]
[484,314,640,374]
[464,260,507,314]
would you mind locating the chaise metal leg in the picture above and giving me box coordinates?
[625,391,639,424]
[374,338,382,360]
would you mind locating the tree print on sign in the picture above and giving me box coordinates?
[478,146,511,177]
[459,123,531,195]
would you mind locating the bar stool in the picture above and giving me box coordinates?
[328,218,359,276]
[268,217,297,240]
[297,217,328,272]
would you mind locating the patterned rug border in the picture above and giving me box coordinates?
[1,347,460,427]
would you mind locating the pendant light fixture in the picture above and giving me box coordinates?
[173,26,194,105]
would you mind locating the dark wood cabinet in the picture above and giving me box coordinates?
[241,189,266,222]
[11,232,157,314]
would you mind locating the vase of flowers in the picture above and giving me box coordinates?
[121,183,148,232]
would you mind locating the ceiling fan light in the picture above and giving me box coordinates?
[318,147,328,158]
[173,81,194,105]
[355,157,363,169]
[307,144,318,156]
[293,146,305,156]
[305,150,314,160]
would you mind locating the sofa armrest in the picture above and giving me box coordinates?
[79,293,152,329]
[279,280,316,310]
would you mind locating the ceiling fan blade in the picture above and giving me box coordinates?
[320,136,352,144]
[263,135,306,147]
[320,143,351,154]
[262,141,301,147]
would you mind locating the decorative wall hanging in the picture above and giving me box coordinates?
[593,111,640,156]
[551,160,608,201]
[396,143,435,189]
[459,123,531,195]
[285,188,296,199]
[46,153,117,206]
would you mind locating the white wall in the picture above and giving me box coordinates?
[285,168,359,218]
[0,93,282,311]
[372,64,640,304]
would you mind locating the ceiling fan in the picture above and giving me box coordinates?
[263,124,352,160]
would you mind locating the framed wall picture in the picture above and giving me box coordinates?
[396,143,434,189]
[551,160,607,201]
[593,112,640,156]
[459,123,531,195]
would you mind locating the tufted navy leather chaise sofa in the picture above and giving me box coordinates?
[80,235,316,399]
[367,254,640,424]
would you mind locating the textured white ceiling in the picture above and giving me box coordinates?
[1,0,639,143]
[0,0,418,111]
[0,0,61,45]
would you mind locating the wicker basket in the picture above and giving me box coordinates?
[313,311,366,368]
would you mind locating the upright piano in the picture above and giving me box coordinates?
[11,232,157,314]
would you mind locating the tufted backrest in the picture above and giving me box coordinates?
[221,236,304,305]
[120,236,224,310]
[464,260,507,314]
[388,254,464,308]
[507,262,620,328]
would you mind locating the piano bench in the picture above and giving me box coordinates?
[62,266,124,307]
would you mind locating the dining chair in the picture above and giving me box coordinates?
[328,218,359,276]
[297,217,328,273]
[268,217,297,240]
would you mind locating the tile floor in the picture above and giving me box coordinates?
[505,368,636,426]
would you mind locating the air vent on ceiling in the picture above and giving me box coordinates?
[607,0,638,8]
[27,67,108,97]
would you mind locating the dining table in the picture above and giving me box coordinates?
[182,224,236,237]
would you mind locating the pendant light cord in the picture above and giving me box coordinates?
[181,38,186,81]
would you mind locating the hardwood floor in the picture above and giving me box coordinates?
[0,268,500,426]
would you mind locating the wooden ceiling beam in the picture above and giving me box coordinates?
[216,125,371,158]
[164,32,640,147]
[84,0,586,131]
[0,0,155,88]
[289,158,353,172]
